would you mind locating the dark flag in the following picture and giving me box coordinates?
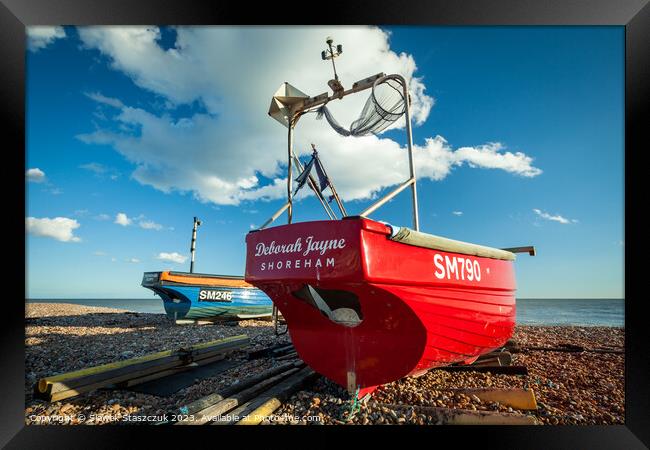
[293,155,316,196]
[314,155,330,192]
[328,195,335,204]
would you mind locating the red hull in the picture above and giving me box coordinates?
[245,218,516,390]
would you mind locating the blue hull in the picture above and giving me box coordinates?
[141,272,273,321]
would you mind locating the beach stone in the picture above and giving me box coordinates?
[60,404,73,414]
[24,303,625,427]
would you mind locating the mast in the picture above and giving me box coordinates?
[189,216,201,273]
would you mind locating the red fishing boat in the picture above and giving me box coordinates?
[245,38,533,395]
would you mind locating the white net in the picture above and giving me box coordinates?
[315,77,406,137]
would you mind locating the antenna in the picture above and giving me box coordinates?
[321,36,344,98]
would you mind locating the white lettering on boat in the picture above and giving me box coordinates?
[198,290,233,302]
[434,254,481,282]
[446,256,458,279]
[254,236,346,258]
[254,235,345,273]
[260,257,336,271]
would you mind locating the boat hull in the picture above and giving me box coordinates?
[245,218,516,390]
[142,271,274,321]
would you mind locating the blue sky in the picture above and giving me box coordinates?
[25,26,624,299]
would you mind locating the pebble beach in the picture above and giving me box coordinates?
[25,303,624,426]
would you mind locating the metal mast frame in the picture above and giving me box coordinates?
[260,72,420,232]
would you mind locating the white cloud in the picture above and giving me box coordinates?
[27,26,66,52]
[156,252,187,264]
[533,208,576,225]
[83,92,124,108]
[114,212,132,226]
[452,143,542,177]
[93,251,107,256]
[76,26,541,206]
[26,217,81,242]
[80,162,107,174]
[126,258,141,263]
[26,168,46,183]
[94,213,111,221]
[452,211,463,216]
[139,220,163,230]
[80,162,121,180]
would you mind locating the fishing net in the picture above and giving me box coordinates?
[315,77,406,137]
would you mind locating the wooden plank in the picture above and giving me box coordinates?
[46,359,189,402]
[193,353,227,366]
[211,400,256,425]
[235,367,318,425]
[175,367,302,425]
[434,365,528,375]
[40,334,246,387]
[440,388,537,410]
[378,403,537,425]
[275,352,299,361]
[247,343,294,359]
[118,366,194,389]
[477,351,512,366]
[118,354,226,388]
[38,349,176,393]
[36,335,249,400]
[272,344,295,355]
[178,361,303,416]
[472,357,502,367]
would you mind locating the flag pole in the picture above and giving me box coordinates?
[287,119,294,224]
[311,143,347,217]
[291,152,337,220]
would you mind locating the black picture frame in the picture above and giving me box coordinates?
[3,0,647,447]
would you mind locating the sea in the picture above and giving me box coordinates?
[26,298,625,327]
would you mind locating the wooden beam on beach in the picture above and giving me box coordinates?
[234,367,318,425]
[476,351,513,366]
[248,343,294,360]
[378,403,538,425]
[175,365,304,425]
[178,361,303,416]
[275,352,299,361]
[472,357,502,367]
[117,353,227,388]
[434,365,528,375]
[439,388,537,410]
[36,335,250,402]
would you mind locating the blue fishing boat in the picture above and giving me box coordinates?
[141,217,273,321]
[141,271,273,321]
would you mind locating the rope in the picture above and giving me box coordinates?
[344,385,362,422]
